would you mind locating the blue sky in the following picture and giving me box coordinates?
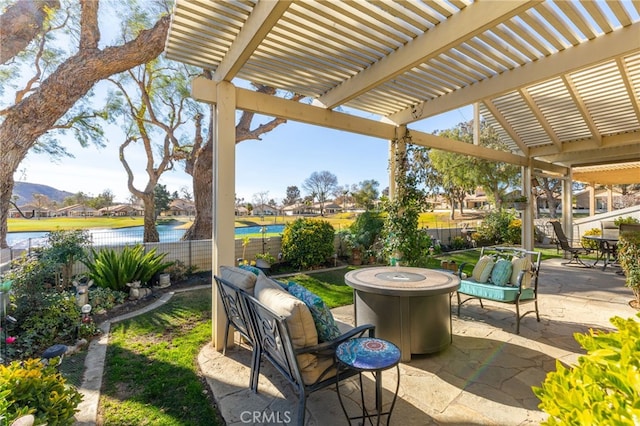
[17,96,472,204]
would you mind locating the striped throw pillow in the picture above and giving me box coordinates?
[472,255,495,283]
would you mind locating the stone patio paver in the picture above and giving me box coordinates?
[198,258,635,425]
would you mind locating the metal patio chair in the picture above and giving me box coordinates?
[550,221,592,267]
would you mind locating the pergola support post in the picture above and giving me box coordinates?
[388,126,406,200]
[521,163,534,251]
[562,172,574,240]
[212,81,237,352]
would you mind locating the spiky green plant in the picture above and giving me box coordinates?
[82,245,173,291]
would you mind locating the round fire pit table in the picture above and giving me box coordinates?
[345,267,460,362]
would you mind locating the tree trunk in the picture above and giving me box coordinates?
[142,193,159,243]
[182,138,213,240]
[180,85,299,241]
[0,168,16,249]
[0,12,170,248]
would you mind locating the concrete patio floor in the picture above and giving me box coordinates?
[198,258,636,425]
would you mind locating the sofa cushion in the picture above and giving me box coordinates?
[459,279,535,302]
[472,255,495,283]
[254,274,318,371]
[220,266,258,294]
[287,282,341,342]
[490,258,513,286]
[510,256,532,288]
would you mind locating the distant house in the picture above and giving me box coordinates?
[282,203,313,216]
[323,202,342,214]
[574,188,627,211]
[162,199,195,217]
[252,203,279,216]
[99,204,144,217]
[235,206,249,216]
[463,189,490,210]
[56,204,98,217]
[8,203,53,218]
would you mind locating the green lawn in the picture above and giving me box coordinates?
[99,289,222,425]
[8,212,478,233]
[284,268,357,308]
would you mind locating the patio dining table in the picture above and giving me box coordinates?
[583,235,619,271]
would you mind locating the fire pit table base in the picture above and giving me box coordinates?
[345,267,460,362]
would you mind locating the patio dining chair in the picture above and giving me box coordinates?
[599,221,620,270]
[550,221,592,267]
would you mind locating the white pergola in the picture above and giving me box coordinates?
[164,0,640,349]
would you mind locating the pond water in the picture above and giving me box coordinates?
[6,224,285,248]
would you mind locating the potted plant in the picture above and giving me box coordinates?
[255,252,276,269]
[618,228,640,309]
[365,248,377,265]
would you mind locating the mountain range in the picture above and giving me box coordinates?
[12,182,74,205]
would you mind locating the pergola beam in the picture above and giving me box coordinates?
[317,0,535,109]
[191,76,551,169]
[536,143,640,166]
[530,131,640,158]
[212,1,291,81]
[388,22,640,125]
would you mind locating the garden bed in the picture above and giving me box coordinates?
[91,271,212,324]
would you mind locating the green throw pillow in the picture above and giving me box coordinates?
[490,258,513,286]
[287,282,341,342]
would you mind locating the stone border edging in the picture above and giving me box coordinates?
[73,284,211,425]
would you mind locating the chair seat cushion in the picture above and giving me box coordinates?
[459,279,534,302]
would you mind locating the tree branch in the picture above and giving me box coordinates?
[79,0,100,50]
[0,0,60,65]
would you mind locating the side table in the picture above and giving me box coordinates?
[335,337,401,425]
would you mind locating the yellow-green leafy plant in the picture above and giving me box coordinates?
[618,228,640,306]
[0,358,83,425]
[581,228,601,251]
[533,314,640,425]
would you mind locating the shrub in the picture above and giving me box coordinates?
[504,218,521,244]
[281,219,335,269]
[82,245,173,291]
[533,314,640,425]
[42,229,92,289]
[614,216,640,226]
[349,211,385,253]
[3,254,58,311]
[164,259,195,283]
[618,228,640,305]
[450,236,467,251]
[473,210,517,246]
[581,228,601,251]
[0,358,83,425]
[89,287,127,314]
[9,292,80,359]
